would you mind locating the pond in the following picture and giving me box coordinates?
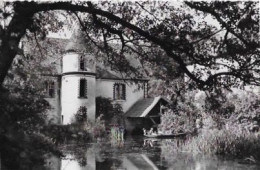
[44,136,260,170]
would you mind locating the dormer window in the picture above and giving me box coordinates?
[44,80,55,98]
[79,78,87,98]
[113,83,126,100]
[79,56,86,71]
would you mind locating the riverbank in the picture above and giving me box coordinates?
[158,89,260,163]
[179,128,260,163]
[41,119,106,144]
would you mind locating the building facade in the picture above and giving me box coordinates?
[44,31,149,124]
[42,30,171,134]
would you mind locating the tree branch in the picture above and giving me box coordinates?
[185,2,254,48]
[30,1,206,86]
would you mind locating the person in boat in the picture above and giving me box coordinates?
[143,128,147,135]
[149,128,158,135]
[148,128,154,135]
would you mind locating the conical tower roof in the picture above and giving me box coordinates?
[65,29,87,53]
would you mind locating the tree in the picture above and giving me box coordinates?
[0,2,258,168]
[0,1,258,91]
[0,77,61,170]
[96,97,114,126]
[96,97,124,127]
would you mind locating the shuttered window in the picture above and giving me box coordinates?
[79,79,87,98]
[144,82,148,98]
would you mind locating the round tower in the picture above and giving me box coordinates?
[61,31,96,124]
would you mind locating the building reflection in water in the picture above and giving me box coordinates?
[45,146,96,170]
[45,138,161,170]
[122,154,159,170]
[44,138,260,170]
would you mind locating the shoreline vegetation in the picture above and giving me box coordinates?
[159,89,260,163]
[2,88,260,169]
[42,115,107,144]
[44,90,260,164]
[182,129,260,162]
[164,127,260,164]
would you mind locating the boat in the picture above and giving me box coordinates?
[144,133,186,138]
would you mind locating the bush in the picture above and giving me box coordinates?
[74,106,87,123]
[158,109,196,134]
[41,123,92,143]
[71,104,107,139]
[91,115,106,138]
[181,89,260,131]
[0,89,58,170]
[158,90,198,134]
[161,89,260,162]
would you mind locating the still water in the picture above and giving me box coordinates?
[45,137,260,170]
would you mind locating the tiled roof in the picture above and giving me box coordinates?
[30,34,148,80]
[125,96,171,118]
[96,66,121,79]
[96,66,149,81]
[65,30,90,53]
[124,98,156,117]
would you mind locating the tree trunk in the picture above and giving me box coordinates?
[0,11,34,87]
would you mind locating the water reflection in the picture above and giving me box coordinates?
[45,137,260,170]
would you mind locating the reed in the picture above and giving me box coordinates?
[180,128,260,161]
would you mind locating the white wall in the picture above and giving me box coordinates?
[96,79,145,112]
[63,52,96,73]
[61,74,96,124]
[45,98,60,124]
[63,53,79,73]
[44,77,61,124]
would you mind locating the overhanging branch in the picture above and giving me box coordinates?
[9,1,259,89]
[31,1,206,85]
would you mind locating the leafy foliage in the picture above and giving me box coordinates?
[199,89,260,131]
[159,109,196,134]
[158,91,198,134]
[96,96,114,126]
[0,1,259,90]
[0,35,59,169]
[0,1,259,167]
[161,89,260,161]
[75,106,88,123]
[96,97,124,127]
[111,103,125,126]
[91,115,106,138]
[0,88,61,169]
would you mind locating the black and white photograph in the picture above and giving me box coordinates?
[0,0,259,169]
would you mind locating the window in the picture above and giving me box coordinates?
[79,56,86,71]
[45,81,55,98]
[143,82,148,98]
[113,83,126,100]
[79,79,87,98]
